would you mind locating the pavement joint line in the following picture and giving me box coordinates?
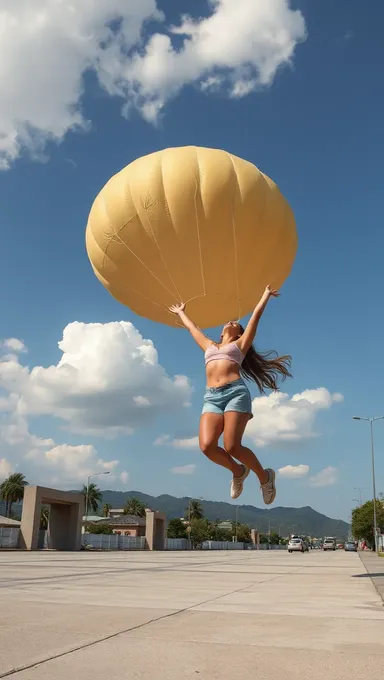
[0,561,312,678]
[0,571,279,678]
[0,558,250,590]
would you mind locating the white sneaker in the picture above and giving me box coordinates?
[261,468,276,505]
[231,465,250,499]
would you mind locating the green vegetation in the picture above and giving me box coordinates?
[186,499,204,521]
[0,473,28,517]
[102,503,112,518]
[352,498,384,549]
[167,518,188,539]
[84,522,113,535]
[167,514,254,547]
[82,483,102,514]
[123,497,146,517]
[189,518,211,547]
[40,505,50,530]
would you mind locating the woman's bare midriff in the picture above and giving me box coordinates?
[205,359,241,388]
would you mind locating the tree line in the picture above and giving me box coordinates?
[351,497,384,549]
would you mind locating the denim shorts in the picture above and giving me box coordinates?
[202,378,253,418]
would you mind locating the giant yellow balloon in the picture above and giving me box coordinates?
[86,146,297,328]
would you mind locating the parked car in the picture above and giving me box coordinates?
[323,537,336,551]
[344,541,357,552]
[288,538,305,553]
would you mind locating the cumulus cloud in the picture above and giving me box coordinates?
[0,0,306,166]
[309,466,338,488]
[170,464,196,475]
[0,321,191,485]
[0,321,191,437]
[247,388,343,447]
[0,457,13,480]
[154,434,199,449]
[0,408,119,486]
[26,442,118,484]
[278,464,310,479]
[2,338,27,353]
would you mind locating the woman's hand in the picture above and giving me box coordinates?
[169,302,186,314]
[265,285,280,298]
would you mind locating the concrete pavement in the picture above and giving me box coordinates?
[0,550,383,679]
[358,550,384,602]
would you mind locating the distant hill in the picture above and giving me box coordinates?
[100,489,350,539]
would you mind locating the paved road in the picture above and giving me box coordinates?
[0,550,383,679]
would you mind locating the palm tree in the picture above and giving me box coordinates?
[0,473,28,517]
[123,497,146,517]
[82,483,102,515]
[40,505,50,530]
[102,503,112,518]
[187,499,204,521]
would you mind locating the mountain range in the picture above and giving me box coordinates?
[101,490,350,539]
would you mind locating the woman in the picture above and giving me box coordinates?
[169,285,291,504]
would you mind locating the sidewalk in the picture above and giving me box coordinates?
[359,550,384,602]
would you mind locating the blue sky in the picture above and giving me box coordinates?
[0,0,383,523]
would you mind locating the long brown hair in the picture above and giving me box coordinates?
[237,324,292,393]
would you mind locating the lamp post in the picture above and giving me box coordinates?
[85,471,110,522]
[235,505,239,542]
[353,416,384,552]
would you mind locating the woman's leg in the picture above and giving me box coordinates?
[199,413,244,476]
[223,411,269,485]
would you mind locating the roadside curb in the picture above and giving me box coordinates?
[358,550,384,603]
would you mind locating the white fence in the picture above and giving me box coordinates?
[82,533,146,550]
[0,527,19,548]
[166,538,189,550]
[202,540,245,550]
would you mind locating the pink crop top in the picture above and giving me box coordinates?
[205,342,244,367]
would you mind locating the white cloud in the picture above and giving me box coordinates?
[278,464,310,479]
[247,388,343,447]
[0,321,191,486]
[120,471,129,485]
[0,457,13,480]
[170,464,196,475]
[0,0,306,167]
[172,436,199,449]
[154,434,199,449]
[309,466,338,488]
[0,407,119,486]
[0,321,191,437]
[2,338,27,353]
[26,443,117,484]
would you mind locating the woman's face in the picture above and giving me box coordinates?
[221,321,242,340]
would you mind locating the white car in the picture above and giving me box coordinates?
[288,538,305,553]
[323,538,336,551]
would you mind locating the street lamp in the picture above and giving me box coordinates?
[85,471,110,522]
[353,416,384,552]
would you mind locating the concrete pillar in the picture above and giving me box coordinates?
[145,510,166,550]
[19,486,42,550]
[68,501,83,551]
[20,486,84,551]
